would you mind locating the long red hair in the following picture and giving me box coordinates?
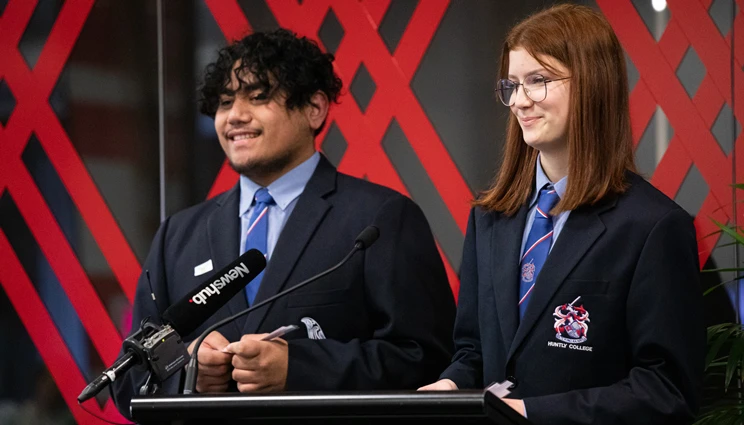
[476,4,635,215]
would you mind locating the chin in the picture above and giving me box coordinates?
[522,137,543,149]
[227,157,259,174]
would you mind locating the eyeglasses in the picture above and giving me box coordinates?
[495,75,570,106]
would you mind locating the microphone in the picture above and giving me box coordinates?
[77,249,267,403]
[354,225,379,249]
[161,249,267,336]
[182,225,380,394]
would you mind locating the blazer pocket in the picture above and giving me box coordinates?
[559,279,609,295]
[286,288,347,308]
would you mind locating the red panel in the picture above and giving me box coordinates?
[0,0,139,420]
[628,79,657,147]
[658,19,690,68]
[0,231,126,425]
[597,0,744,269]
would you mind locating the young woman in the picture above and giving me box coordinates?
[420,4,703,424]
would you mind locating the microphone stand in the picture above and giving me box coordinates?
[183,241,365,394]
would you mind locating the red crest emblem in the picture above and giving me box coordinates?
[553,296,590,344]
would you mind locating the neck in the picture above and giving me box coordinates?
[539,150,568,183]
[246,146,316,187]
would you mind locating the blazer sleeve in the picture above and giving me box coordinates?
[439,207,484,388]
[523,208,705,425]
[284,195,456,390]
[110,217,181,419]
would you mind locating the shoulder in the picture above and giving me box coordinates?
[333,171,414,209]
[618,172,691,220]
[466,203,512,229]
[603,172,694,234]
[165,186,237,228]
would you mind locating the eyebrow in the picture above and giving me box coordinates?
[239,82,266,93]
[507,68,548,80]
[220,82,267,96]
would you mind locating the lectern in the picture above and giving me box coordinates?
[130,390,532,424]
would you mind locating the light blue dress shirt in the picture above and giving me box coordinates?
[238,152,321,258]
[519,156,571,259]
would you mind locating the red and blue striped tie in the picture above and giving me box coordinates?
[243,188,274,306]
[519,185,560,319]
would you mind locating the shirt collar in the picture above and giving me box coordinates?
[529,154,568,207]
[239,152,321,216]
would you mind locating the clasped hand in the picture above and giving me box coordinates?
[187,331,288,393]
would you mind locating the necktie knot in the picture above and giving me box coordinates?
[254,188,275,206]
[536,185,560,218]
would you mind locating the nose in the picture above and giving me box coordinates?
[227,97,252,125]
[512,85,533,108]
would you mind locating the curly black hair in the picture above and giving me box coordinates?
[198,28,343,126]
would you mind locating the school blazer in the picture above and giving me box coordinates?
[440,172,704,425]
[111,156,456,418]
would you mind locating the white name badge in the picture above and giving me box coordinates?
[194,260,213,277]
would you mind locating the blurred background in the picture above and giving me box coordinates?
[0,0,739,423]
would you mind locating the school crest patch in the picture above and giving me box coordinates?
[553,296,590,344]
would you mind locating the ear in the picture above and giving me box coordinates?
[304,91,330,132]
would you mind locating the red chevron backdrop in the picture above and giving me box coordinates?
[597,0,740,262]
[0,0,740,423]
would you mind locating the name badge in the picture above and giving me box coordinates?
[194,260,213,276]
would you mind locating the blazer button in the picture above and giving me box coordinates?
[506,376,518,389]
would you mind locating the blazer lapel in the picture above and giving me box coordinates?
[205,184,248,338]
[506,198,615,363]
[241,156,336,335]
[491,205,529,351]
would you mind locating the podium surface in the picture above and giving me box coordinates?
[130,390,532,424]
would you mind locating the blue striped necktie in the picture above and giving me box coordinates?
[243,188,274,306]
[519,185,560,319]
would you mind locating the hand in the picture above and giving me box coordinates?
[187,331,233,393]
[502,398,526,417]
[417,379,458,391]
[224,334,288,393]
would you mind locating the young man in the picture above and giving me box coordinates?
[111,29,455,416]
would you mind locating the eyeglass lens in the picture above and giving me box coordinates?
[497,75,548,106]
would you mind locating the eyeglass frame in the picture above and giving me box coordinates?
[495,76,571,107]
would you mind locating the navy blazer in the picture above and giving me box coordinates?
[112,156,455,417]
[440,172,704,425]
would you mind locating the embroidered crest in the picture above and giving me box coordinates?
[521,259,536,282]
[301,317,326,340]
[553,296,590,344]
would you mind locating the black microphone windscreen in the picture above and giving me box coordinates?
[161,249,266,336]
[355,226,379,249]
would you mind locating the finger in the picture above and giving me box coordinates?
[236,381,266,393]
[225,337,263,358]
[221,342,237,354]
[198,346,233,366]
[188,331,230,354]
[418,380,453,391]
[198,363,231,377]
[198,373,231,386]
[202,331,231,350]
[232,368,261,385]
[196,382,229,393]
[231,352,263,371]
